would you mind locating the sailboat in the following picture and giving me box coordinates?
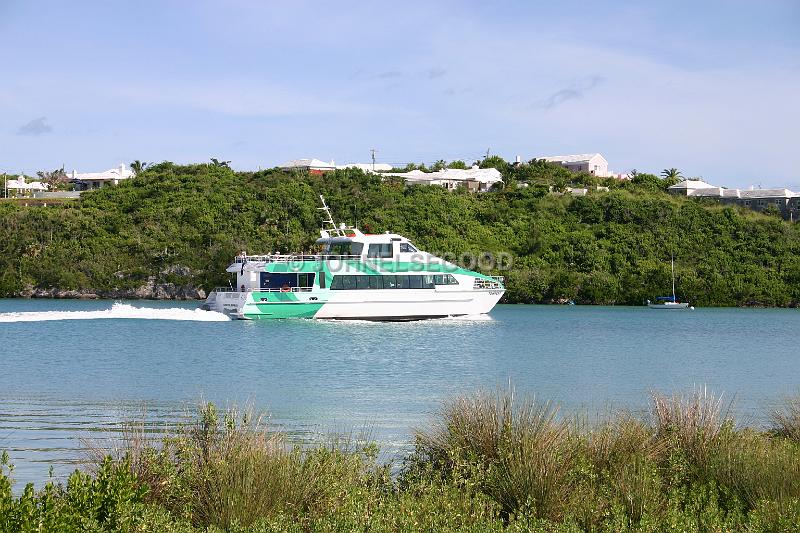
[647,256,690,309]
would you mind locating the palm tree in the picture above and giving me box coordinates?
[661,168,683,180]
[130,160,149,175]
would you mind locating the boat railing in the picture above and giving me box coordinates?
[213,286,314,293]
[234,254,362,263]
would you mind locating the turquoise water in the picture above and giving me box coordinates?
[1,299,798,487]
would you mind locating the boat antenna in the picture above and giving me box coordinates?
[318,195,346,237]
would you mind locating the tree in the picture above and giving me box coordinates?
[37,167,69,191]
[661,168,683,180]
[431,159,446,171]
[210,158,231,168]
[130,160,149,175]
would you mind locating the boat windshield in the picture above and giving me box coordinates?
[324,242,363,256]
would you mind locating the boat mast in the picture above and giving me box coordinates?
[671,255,676,301]
[318,195,346,237]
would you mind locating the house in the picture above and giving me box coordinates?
[337,163,393,172]
[384,166,503,192]
[539,153,609,177]
[666,180,719,196]
[668,180,800,221]
[279,158,337,174]
[70,164,134,191]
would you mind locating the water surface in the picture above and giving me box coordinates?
[1,299,798,486]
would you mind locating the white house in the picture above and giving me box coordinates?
[539,153,610,177]
[70,164,134,190]
[279,158,337,174]
[666,179,718,196]
[384,166,503,192]
[668,180,800,221]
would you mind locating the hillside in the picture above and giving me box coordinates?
[1,162,799,306]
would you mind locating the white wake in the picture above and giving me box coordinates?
[0,302,230,323]
[441,313,494,322]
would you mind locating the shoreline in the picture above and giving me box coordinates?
[2,293,798,308]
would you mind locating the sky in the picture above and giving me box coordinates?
[1,0,798,188]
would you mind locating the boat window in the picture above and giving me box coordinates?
[367,243,393,258]
[260,272,297,290]
[328,275,436,290]
[319,271,326,289]
[399,242,418,253]
[324,242,363,256]
[433,274,459,285]
[298,273,316,287]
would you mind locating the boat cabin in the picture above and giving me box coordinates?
[316,228,424,260]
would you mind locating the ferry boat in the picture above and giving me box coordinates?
[201,197,505,320]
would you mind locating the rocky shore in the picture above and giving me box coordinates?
[15,265,206,300]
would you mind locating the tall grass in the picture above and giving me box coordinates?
[92,402,385,529]
[770,394,800,441]
[46,389,800,531]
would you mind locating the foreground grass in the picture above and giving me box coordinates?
[3,390,800,532]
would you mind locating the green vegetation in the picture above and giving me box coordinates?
[1,160,799,306]
[4,390,800,531]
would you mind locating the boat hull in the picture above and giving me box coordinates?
[647,302,690,309]
[203,288,504,320]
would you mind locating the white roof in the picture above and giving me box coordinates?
[279,158,336,170]
[337,163,393,172]
[71,165,134,182]
[686,186,798,199]
[540,153,607,164]
[384,166,503,185]
[6,177,30,189]
[739,188,798,199]
[668,179,717,190]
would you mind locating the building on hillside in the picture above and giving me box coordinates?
[279,158,337,174]
[384,166,503,192]
[665,179,718,196]
[667,180,800,221]
[336,162,394,172]
[539,153,610,177]
[70,164,133,191]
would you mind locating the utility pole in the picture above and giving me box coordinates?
[485,147,491,160]
[370,148,378,172]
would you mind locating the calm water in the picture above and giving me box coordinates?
[1,299,799,487]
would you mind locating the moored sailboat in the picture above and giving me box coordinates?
[647,256,691,309]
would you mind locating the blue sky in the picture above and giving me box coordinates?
[1,0,798,187]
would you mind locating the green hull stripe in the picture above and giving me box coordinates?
[245,302,323,319]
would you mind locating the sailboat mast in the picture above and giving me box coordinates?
[671,255,676,300]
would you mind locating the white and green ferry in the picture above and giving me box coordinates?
[201,197,505,320]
